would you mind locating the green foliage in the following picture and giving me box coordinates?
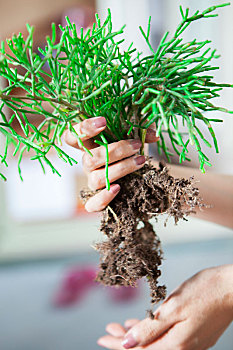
[0,3,232,186]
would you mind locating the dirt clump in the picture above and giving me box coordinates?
[81,161,203,304]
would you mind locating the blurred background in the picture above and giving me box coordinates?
[0,0,232,349]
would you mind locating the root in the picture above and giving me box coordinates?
[81,161,204,304]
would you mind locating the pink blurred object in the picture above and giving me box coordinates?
[53,265,141,308]
[53,266,97,307]
[108,284,141,303]
[61,6,95,36]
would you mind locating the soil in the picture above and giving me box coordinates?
[81,161,203,304]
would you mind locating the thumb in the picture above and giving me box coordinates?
[121,315,173,349]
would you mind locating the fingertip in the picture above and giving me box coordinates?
[97,337,106,347]
[84,202,93,213]
[110,183,120,194]
[122,333,138,349]
[124,319,140,330]
[106,322,126,337]
[84,184,120,212]
[145,128,160,143]
[134,155,146,167]
[92,116,107,129]
[146,136,160,143]
[105,323,115,333]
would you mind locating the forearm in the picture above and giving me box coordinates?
[221,264,233,314]
[170,165,233,229]
[153,162,233,229]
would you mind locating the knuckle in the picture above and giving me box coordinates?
[80,118,95,136]
[87,172,96,190]
[93,147,105,164]
[74,122,82,136]
[109,140,130,160]
[115,140,126,158]
[83,147,105,171]
[88,171,103,190]
[109,142,123,159]
[64,129,76,146]
[82,153,95,172]
[117,160,127,174]
[163,297,179,315]
[146,328,157,340]
[141,322,159,341]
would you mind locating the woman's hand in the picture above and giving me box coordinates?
[97,265,233,350]
[64,117,158,212]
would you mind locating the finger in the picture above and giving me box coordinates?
[97,335,145,350]
[145,123,159,143]
[144,320,191,350]
[88,155,146,191]
[124,319,140,331]
[97,335,125,350]
[83,139,141,172]
[106,323,126,337]
[85,184,120,212]
[145,128,160,143]
[122,316,175,349]
[64,117,106,149]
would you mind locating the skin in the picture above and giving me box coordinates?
[64,117,233,350]
[97,265,233,350]
[64,116,159,212]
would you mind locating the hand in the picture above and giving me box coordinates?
[64,117,159,212]
[97,265,233,350]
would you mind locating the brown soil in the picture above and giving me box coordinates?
[81,161,203,304]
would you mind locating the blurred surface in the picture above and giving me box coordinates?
[0,238,232,350]
[0,0,95,38]
[0,0,232,259]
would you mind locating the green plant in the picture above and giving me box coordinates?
[0,3,232,186]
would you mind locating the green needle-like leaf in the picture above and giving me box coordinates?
[0,3,232,184]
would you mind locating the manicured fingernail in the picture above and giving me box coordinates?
[147,128,156,135]
[122,333,138,349]
[135,155,146,166]
[93,117,106,129]
[130,139,142,150]
[110,184,120,194]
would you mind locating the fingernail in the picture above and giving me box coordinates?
[110,184,120,194]
[147,128,156,135]
[135,155,146,166]
[122,333,138,349]
[130,139,142,150]
[93,117,106,129]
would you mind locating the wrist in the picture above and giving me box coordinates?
[217,265,233,315]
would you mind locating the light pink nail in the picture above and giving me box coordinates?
[130,139,142,150]
[135,155,146,166]
[122,333,138,349]
[147,128,156,135]
[93,117,106,129]
[110,184,120,194]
